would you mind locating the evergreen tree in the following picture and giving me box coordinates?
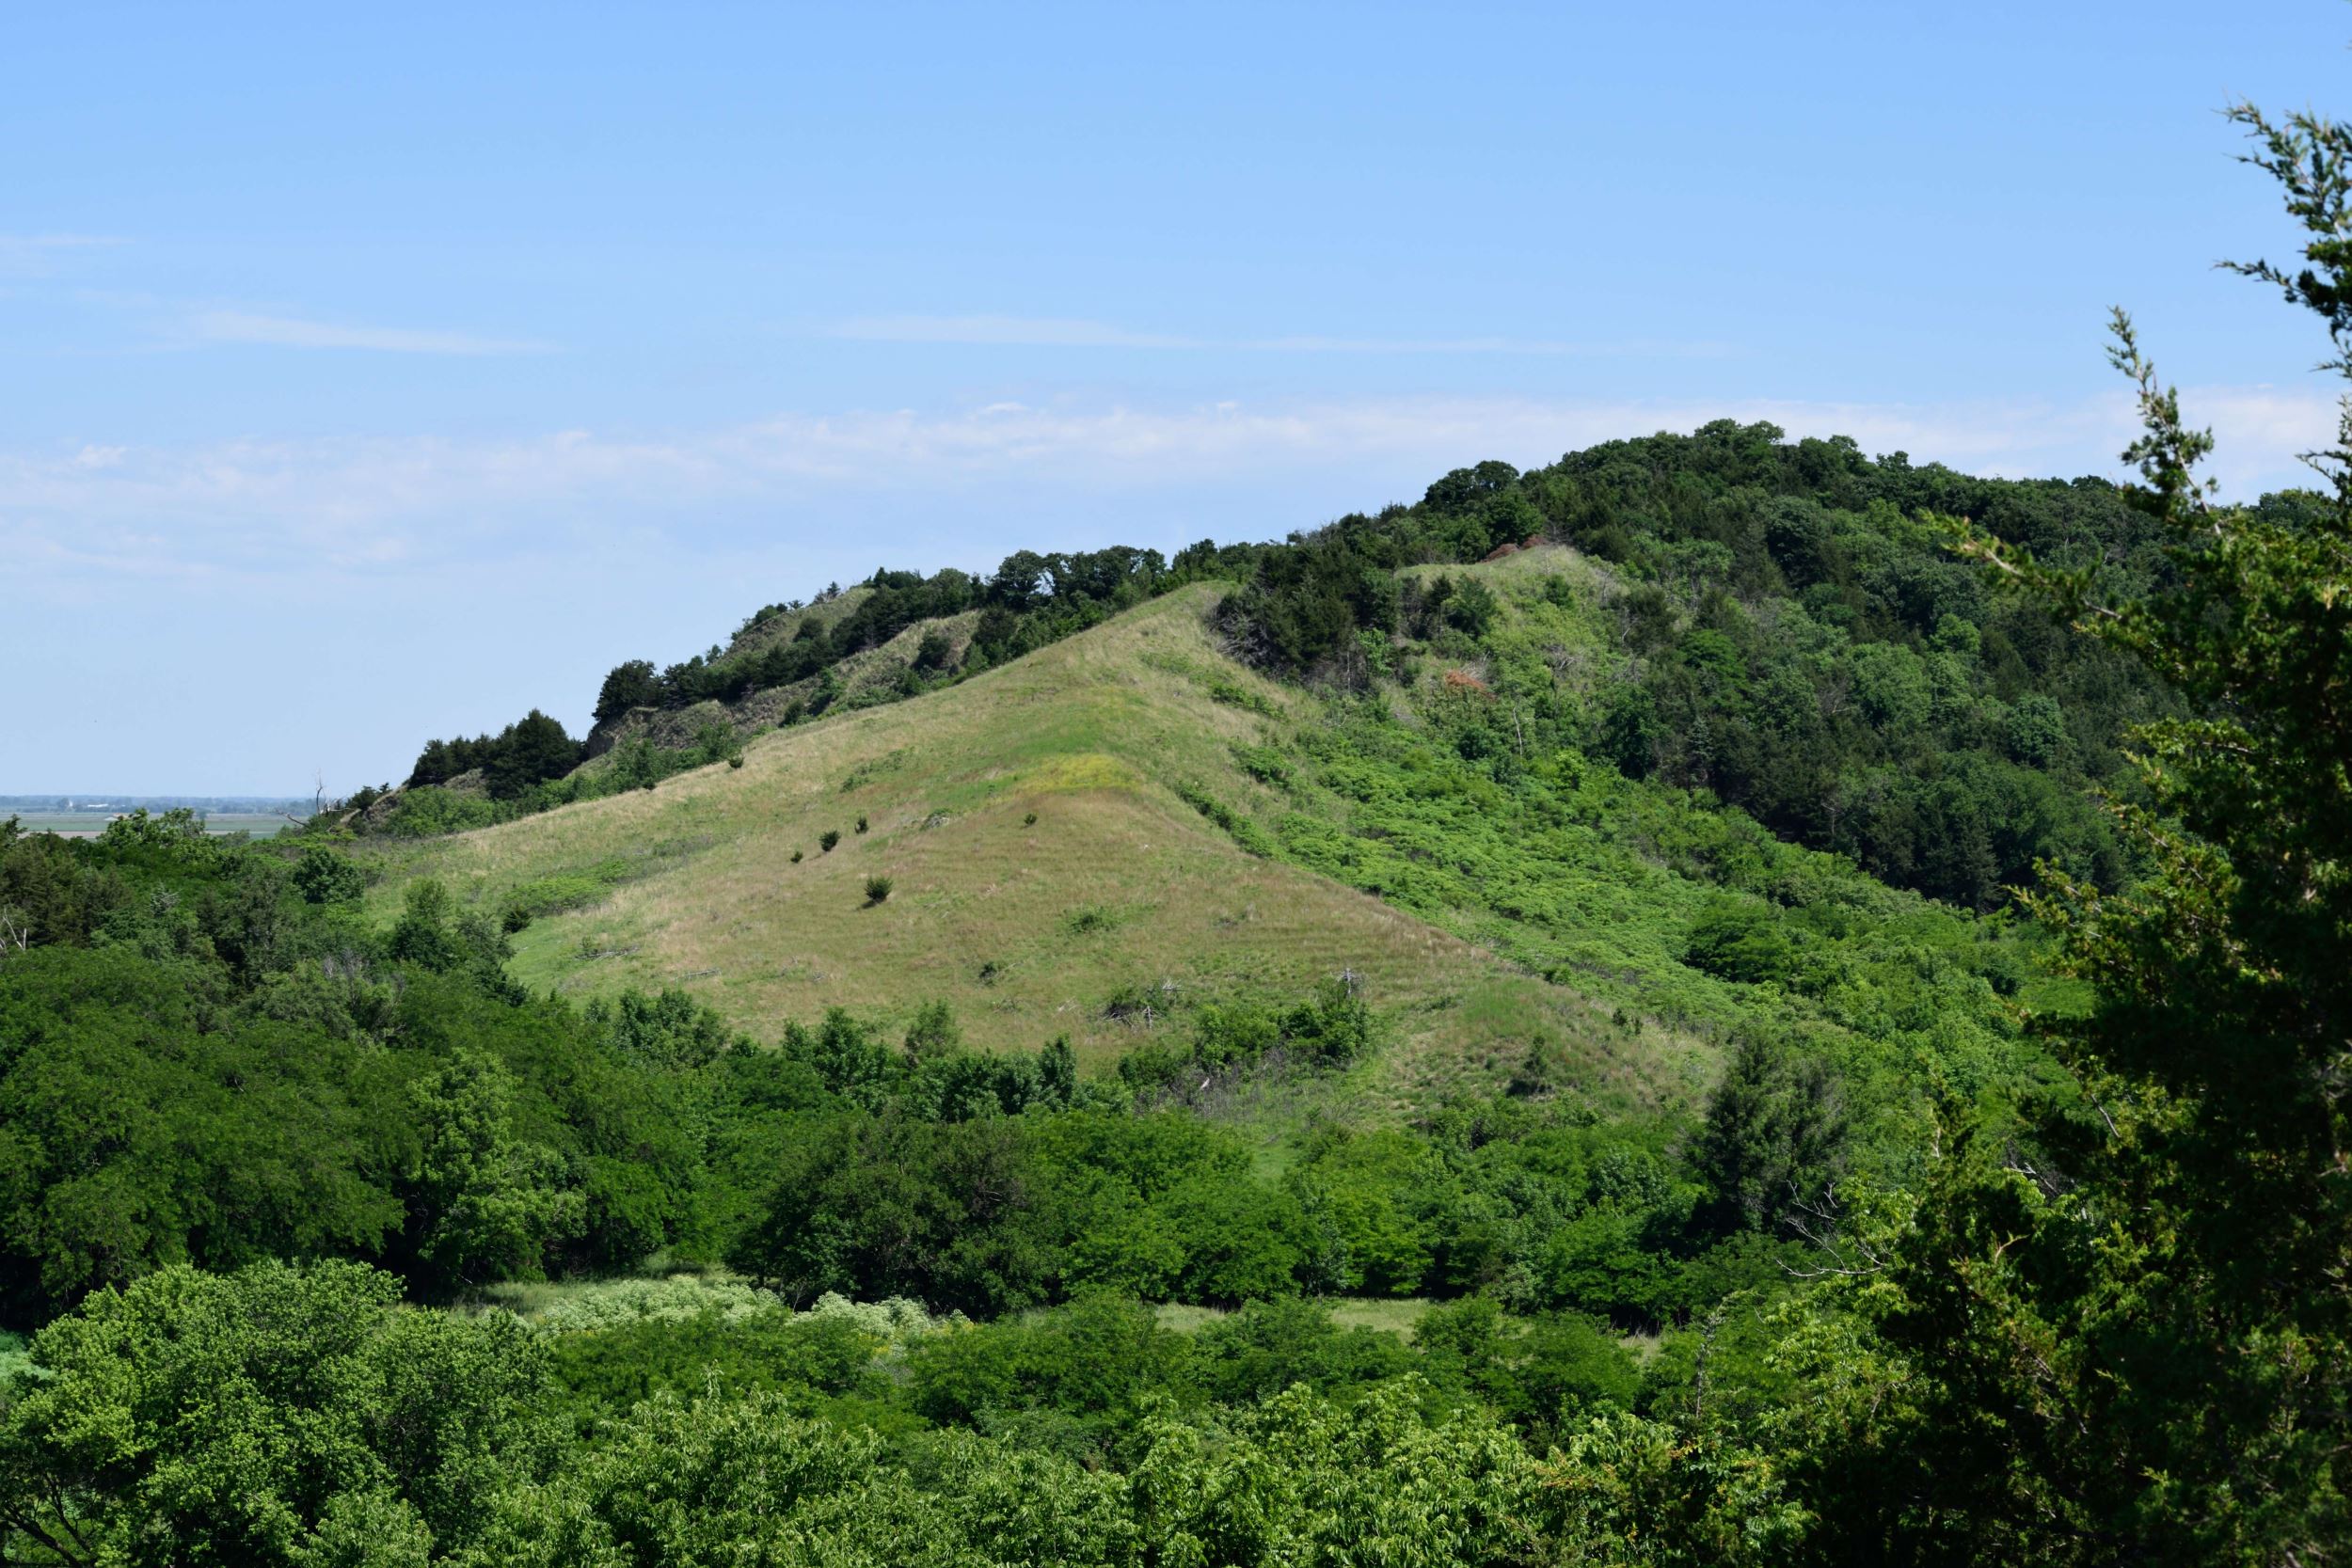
[592,658,661,724]
[482,709,582,800]
[1805,97,2352,1563]
[1694,1032,1846,1232]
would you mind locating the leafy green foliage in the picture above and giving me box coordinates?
[291,844,366,905]
[1258,689,2038,1175]
[725,1112,1062,1314]
[591,658,661,724]
[1115,977,1375,1101]
[1216,431,2171,912]
[402,1052,586,1294]
[1789,105,2352,1560]
[0,1260,552,1566]
[900,998,959,1060]
[1681,896,1800,985]
[497,862,628,932]
[546,1307,889,1437]
[1692,1033,1847,1231]
[0,833,709,1320]
[582,986,733,1070]
[0,945,405,1310]
[1172,780,1276,856]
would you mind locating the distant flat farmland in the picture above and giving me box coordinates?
[8,812,294,838]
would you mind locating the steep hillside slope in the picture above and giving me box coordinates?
[1234,540,2048,1170]
[361,584,1694,1110]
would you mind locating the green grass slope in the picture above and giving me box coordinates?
[1236,541,2048,1172]
[362,584,1697,1111]
[366,541,2042,1155]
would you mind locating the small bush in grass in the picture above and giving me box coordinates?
[790,849,804,863]
[820,831,840,852]
[978,959,1002,985]
[864,875,894,905]
[902,999,959,1059]
[496,864,633,936]
[855,815,868,834]
[1204,675,1279,717]
[1024,811,1038,827]
[728,755,744,769]
[914,628,954,671]
[1231,744,1295,789]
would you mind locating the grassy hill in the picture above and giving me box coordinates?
[9,76,2343,1548]
[0,435,2205,1566]
[361,530,2039,1165]
[359,581,1696,1114]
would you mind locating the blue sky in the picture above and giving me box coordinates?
[6,2,2345,794]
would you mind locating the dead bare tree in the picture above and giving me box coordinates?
[1781,1180,1894,1279]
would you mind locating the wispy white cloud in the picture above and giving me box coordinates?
[831,314,1202,348]
[1,385,2331,586]
[0,232,123,277]
[187,309,549,356]
[825,314,1729,357]
[0,232,120,253]
[1243,335,1732,357]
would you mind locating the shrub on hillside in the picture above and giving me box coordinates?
[902,1000,957,1059]
[1681,896,1799,985]
[1174,781,1275,857]
[291,846,364,906]
[498,864,628,933]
